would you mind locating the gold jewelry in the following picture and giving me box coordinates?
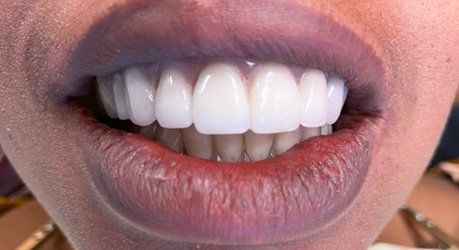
[401,205,459,250]
[16,222,56,250]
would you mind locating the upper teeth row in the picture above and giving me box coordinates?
[97,61,348,135]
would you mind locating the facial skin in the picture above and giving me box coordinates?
[0,0,458,249]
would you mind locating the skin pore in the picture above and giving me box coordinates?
[0,1,458,249]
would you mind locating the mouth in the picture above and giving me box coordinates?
[63,1,387,246]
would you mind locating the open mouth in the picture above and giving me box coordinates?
[62,1,387,246]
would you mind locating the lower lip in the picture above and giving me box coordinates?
[73,102,382,245]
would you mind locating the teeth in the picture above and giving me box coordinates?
[124,66,157,126]
[193,62,250,135]
[320,124,333,135]
[97,76,118,119]
[112,74,129,120]
[182,125,213,160]
[155,127,183,153]
[299,69,328,128]
[302,127,321,141]
[98,60,349,161]
[326,75,346,124]
[274,128,302,155]
[214,135,243,162]
[155,65,193,129]
[244,131,273,161]
[250,62,300,134]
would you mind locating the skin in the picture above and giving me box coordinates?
[0,0,458,249]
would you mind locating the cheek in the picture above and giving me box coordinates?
[372,0,459,171]
[338,0,459,171]
[306,0,459,244]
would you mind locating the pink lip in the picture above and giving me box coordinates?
[63,0,388,245]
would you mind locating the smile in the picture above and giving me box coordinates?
[64,0,387,246]
[97,59,347,161]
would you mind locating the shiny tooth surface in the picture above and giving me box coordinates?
[299,69,328,127]
[302,127,321,141]
[320,124,333,135]
[250,62,300,134]
[124,66,157,126]
[155,127,183,153]
[112,74,129,120]
[139,123,158,139]
[155,66,193,129]
[214,134,243,162]
[193,62,250,135]
[326,75,346,124]
[244,131,273,161]
[274,128,302,155]
[182,125,213,160]
[99,61,349,162]
[97,76,117,119]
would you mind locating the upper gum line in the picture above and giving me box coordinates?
[96,59,348,158]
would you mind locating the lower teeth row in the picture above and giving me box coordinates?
[139,123,332,162]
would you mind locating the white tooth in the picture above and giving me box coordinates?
[97,76,117,119]
[250,62,300,134]
[302,127,320,141]
[155,127,183,153]
[326,75,345,124]
[214,135,243,162]
[124,66,157,126]
[112,74,129,120]
[244,131,273,161]
[193,62,250,135]
[155,66,193,129]
[320,124,333,135]
[182,125,213,160]
[139,123,158,139]
[274,128,302,155]
[299,69,328,127]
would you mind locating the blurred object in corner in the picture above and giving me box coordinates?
[439,161,459,183]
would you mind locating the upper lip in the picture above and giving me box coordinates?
[64,0,388,246]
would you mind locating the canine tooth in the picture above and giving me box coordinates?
[155,127,183,153]
[97,76,117,119]
[244,131,273,161]
[112,74,129,120]
[327,75,345,124]
[182,125,213,160]
[155,66,193,129]
[250,62,300,134]
[124,66,157,126]
[299,69,328,127]
[193,62,250,135]
[320,124,333,135]
[214,135,243,162]
[274,128,302,155]
[302,127,320,141]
